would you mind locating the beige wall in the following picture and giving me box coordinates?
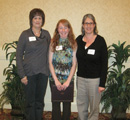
[0,0,130,46]
[0,0,130,111]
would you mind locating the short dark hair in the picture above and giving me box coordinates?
[29,8,45,27]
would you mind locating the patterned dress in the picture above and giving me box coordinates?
[49,38,74,84]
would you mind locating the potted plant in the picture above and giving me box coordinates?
[101,41,130,120]
[0,41,25,117]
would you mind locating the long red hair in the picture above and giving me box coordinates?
[50,19,77,52]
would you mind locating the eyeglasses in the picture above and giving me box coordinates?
[84,22,94,26]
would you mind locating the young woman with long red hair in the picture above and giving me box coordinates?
[49,19,77,120]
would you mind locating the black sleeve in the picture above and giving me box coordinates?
[99,38,108,87]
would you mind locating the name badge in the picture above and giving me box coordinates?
[29,37,36,41]
[56,45,63,51]
[87,49,95,55]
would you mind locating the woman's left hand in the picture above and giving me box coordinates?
[98,87,105,93]
[62,81,70,90]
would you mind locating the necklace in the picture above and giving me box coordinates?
[32,29,41,37]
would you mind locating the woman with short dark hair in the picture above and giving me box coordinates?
[16,8,51,120]
[29,8,45,27]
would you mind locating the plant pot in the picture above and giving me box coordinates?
[11,105,24,117]
[111,106,127,120]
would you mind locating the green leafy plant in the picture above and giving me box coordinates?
[0,41,25,116]
[101,41,130,119]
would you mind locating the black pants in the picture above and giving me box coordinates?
[24,73,48,120]
[52,102,71,120]
[50,81,72,120]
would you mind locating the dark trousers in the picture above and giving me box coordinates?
[24,73,48,120]
[50,81,73,120]
[52,102,71,120]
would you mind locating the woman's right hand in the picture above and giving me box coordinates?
[55,80,62,91]
[21,76,28,85]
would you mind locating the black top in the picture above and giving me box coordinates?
[76,35,108,87]
[16,28,51,78]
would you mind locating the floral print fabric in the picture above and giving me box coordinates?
[49,38,74,84]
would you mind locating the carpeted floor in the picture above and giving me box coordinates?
[0,109,130,120]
